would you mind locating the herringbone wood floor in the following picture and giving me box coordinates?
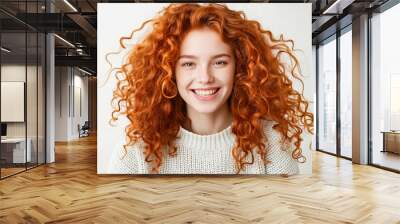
[1,135,400,224]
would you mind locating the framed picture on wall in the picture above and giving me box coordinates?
[1,81,25,122]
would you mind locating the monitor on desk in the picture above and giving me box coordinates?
[1,123,7,139]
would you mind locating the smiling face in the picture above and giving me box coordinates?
[175,28,235,117]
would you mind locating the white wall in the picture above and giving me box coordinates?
[1,65,26,136]
[55,66,69,141]
[1,65,37,138]
[54,67,89,141]
[71,72,89,138]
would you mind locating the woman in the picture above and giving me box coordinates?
[108,3,313,175]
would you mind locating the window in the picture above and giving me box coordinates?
[370,2,400,171]
[318,36,337,154]
[340,28,352,158]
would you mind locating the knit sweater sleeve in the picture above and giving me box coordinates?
[107,145,139,174]
[264,122,300,175]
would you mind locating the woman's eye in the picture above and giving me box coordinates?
[214,60,228,67]
[181,62,195,68]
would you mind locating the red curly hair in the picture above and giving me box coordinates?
[111,3,314,174]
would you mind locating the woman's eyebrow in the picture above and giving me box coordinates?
[178,55,197,60]
[178,53,232,60]
[211,53,232,59]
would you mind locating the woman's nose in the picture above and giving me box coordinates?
[197,65,214,83]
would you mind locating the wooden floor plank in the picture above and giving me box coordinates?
[0,135,400,223]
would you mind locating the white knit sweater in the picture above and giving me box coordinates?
[107,121,299,175]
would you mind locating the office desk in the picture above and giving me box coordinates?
[1,138,31,163]
[381,131,400,154]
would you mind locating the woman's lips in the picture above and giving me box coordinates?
[191,88,220,101]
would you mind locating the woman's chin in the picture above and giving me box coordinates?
[189,106,220,115]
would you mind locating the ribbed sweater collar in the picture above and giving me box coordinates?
[177,125,236,150]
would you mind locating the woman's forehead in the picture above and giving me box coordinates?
[179,28,233,56]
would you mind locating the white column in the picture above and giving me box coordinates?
[46,33,55,163]
[352,14,369,164]
[45,0,56,163]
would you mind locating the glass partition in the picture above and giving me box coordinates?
[317,36,337,155]
[0,0,46,179]
[371,3,400,171]
[1,30,28,177]
[339,28,352,158]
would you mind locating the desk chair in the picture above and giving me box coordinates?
[79,121,90,138]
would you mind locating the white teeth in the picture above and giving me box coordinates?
[193,89,218,96]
